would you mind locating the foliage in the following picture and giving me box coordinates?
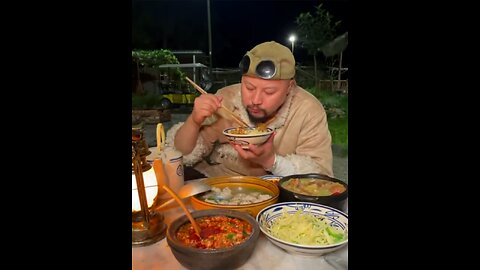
[132,93,168,109]
[305,87,348,149]
[328,117,348,151]
[295,4,344,89]
[132,49,187,90]
[316,90,348,116]
[295,4,340,56]
[132,49,180,68]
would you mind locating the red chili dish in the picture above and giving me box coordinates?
[175,215,253,249]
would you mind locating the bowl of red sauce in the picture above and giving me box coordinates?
[166,209,260,270]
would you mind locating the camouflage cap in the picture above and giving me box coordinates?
[239,41,295,80]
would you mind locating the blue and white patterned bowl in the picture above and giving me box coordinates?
[256,202,348,256]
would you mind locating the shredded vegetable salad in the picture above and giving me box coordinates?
[269,209,346,246]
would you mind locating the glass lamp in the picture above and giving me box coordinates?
[132,128,167,247]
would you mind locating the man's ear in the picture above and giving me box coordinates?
[287,79,296,95]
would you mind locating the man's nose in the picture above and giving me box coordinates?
[252,91,263,105]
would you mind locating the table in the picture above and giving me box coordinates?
[132,195,348,270]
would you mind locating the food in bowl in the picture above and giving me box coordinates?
[281,178,346,196]
[259,174,282,185]
[279,173,348,212]
[256,202,348,256]
[176,215,253,249]
[223,127,274,149]
[269,208,346,246]
[227,127,268,135]
[191,176,279,217]
[167,209,260,270]
[200,186,273,205]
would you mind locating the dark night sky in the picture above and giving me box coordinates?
[132,0,349,68]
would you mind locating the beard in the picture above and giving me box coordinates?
[246,106,269,124]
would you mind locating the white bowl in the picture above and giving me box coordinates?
[259,174,282,185]
[256,202,348,256]
[223,127,274,149]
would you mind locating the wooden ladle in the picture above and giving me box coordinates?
[153,159,202,238]
[162,185,202,238]
[154,181,211,211]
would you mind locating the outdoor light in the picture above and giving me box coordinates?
[132,128,167,247]
[288,35,296,53]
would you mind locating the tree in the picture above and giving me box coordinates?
[295,4,341,88]
[132,49,183,94]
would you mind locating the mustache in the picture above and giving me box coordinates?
[247,105,263,111]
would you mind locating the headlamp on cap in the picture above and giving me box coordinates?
[238,41,296,80]
[239,53,277,80]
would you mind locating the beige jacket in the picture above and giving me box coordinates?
[166,83,333,177]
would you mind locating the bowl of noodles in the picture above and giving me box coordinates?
[256,202,348,256]
[278,173,348,212]
[223,126,274,149]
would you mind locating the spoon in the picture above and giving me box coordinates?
[153,159,202,238]
[154,181,212,211]
[162,184,202,238]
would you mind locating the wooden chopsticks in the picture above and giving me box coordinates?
[185,76,209,95]
[256,116,276,131]
[185,77,250,127]
[263,116,276,127]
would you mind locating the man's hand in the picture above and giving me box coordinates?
[232,132,276,170]
[174,94,222,155]
[191,94,223,127]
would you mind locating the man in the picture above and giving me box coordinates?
[165,41,333,179]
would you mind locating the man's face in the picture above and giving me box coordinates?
[241,76,293,123]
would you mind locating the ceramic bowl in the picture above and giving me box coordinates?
[167,209,260,270]
[259,174,282,185]
[190,176,279,217]
[256,202,348,256]
[278,173,348,212]
[223,127,274,149]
